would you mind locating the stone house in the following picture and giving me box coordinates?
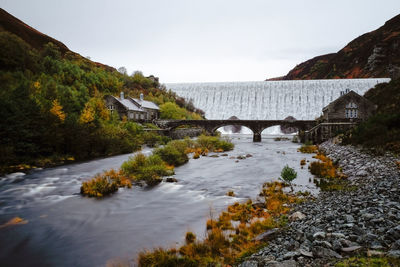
[322,89,376,122]
[104,92,160,121]
[130,95,160,120]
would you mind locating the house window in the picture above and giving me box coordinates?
[108,105,115,110]
[129,113,134,119]
[345,102,358,118]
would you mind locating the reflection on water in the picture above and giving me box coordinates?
[0,135,317,267]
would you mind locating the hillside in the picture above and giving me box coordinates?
[0,8,116,72]
[272,14,400,80]
[0,8,202,174]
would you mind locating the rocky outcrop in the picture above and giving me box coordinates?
[240,141,400,266]
[270,14,400,80]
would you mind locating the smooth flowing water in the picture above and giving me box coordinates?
[167,79,390,120]
[0,136,316,267]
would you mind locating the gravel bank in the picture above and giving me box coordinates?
[240,141,400,267]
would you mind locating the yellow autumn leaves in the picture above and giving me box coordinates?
[50,99,66,122]
[79,97,109,124]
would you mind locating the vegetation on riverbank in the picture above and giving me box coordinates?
[0,28,203,175]
[343,78,400,154]
[336,255,400,267]
[81,135,234,196]
[299,144,351,191]
[298,143,318,153]
[137,181,305,266]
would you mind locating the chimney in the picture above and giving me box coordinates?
[140,93,144,101]
[120,92,124,100]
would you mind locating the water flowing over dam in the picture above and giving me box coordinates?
[166,78,390,120]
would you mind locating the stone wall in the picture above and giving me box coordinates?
[169,128,204,139]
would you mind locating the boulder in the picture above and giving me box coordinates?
[254,228,279,242]
[289,211,306,221]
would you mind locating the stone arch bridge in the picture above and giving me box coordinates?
[154,120,317,142]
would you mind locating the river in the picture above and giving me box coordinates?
[0,135,317,267]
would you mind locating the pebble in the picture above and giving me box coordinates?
[239,140,400,266]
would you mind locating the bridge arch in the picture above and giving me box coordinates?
[154,119,317,142]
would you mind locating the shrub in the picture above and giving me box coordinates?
[121,153,172,186]
[226,190,235,197]
[309,153,337,179]
[300,159,306,166]
[280,165,297,185]
[142,131,163,147]
[80,169,131,197]
[154,140,189,166]
[196,135,234,152]
[185,232,196,244]
[298,144,318,153]
[81,175,118,197]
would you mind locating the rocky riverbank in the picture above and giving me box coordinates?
[240,140,400,267]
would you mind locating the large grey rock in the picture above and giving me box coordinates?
[313,232,326,240]
[239,260,258,267]
[265,260,297,267]
[254,228,279,242]
[312,246,342,259]
[298,248,313,257]
[341,246,362,252]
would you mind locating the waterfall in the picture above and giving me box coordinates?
[166,78,390,120]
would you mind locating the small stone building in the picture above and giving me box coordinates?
[130,95,160,121]
[322,89,376,122]
[104,92,159,121]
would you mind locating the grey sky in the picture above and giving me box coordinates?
[1,0,400,82]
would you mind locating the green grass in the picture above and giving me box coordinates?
[336,256,400,267]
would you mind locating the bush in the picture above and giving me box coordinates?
[80,169,131,197]
[154,140,189,166]
[121,153,172,186]
[196,135,234,152]
[280,165,297,185]
[185,232,196,244]
[142,131,163,147]
[343,113,400,154]
[309,153,337,179]
[81,175,118,197]
[298,144,318,153]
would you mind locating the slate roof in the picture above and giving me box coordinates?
[110,95,146,112]
[131,98,160,110]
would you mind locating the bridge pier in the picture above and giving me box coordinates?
[253,132,261,142]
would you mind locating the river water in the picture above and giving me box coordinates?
[0,135,317,267]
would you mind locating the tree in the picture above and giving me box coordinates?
[280,165,297,190]
[118,66,127,75]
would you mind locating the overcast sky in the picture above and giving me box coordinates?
[1,0,400,83]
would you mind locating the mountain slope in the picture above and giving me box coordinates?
[0,8,70,54]
[0,8,203,174]
[275,14,400,80]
